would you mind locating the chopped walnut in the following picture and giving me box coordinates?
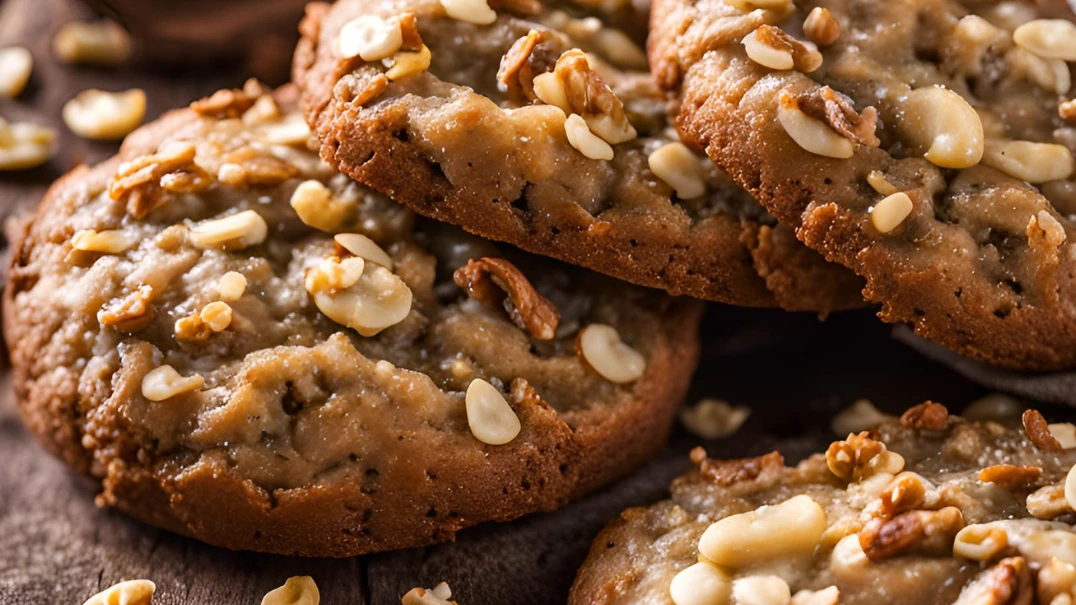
[953,557,1032,605]
[900,401,950,430]
[1024,409,1064,452]
[97,285,155,332]
[218,147,301,186]
[753,25,823,73]
[874,473,929,519]
[397,13,424,51]
[489,0,542,15]
[690,448,785,487]
[979,464,1043,490]
[453,257,560,340]
[190,80,268,119]
[551,49,637,145]
[826,431,902,481]
[858,507,964,560]
[796,86,880,148]
[498,30,558,104]
[109,144,212,218]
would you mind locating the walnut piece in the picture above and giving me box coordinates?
[952,557,1032,605]
[858,507,964,560]
[550,49,636,145]
[498,30,558,104]
[453,257,560,340]
[979,464,1043,490]
[796,86,880,148]
[1024,409,1064,452]
[98,285,155,332]
[190,79,268,119]
[826,431,902,481]
[690,448,784,487]
[900,401,950,430]
[218,147,301,186]
[489,0,542,15]
[752,25,823,73]
[109,144,212,218]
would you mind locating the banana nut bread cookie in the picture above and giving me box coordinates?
[3,84,703,556]
[292,0,866,312]
[570,402,1076,604]
[651,0,1076,369]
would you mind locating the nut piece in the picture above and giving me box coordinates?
[189,210,269,250]
[1065,462,1076,514]
[306,257,413,337]
[826,431,904,481]
[648,143,708,200]
[190,81,266,119]
[565,114,614,160]
[680,398,750,440]
[732,575,791,605]
[1010,48,1071,96]
[1062,100,1076,125]
[216,272,247,302]
[441,0,497,25]
[953,557,1032,605]
[335,233,394,269]
[699,494,827,567]
[1038,557,1076,604]
[552,50,637,145]
[71,229,138,254]
[979,464,1043,489]
[290,180,362,233]
[1027,485,1071,519]
[402,582,456,605]
[743,27,793,70]
[725,0,791,11]
[0,121,56,171]
[533,72,570,110]
[866,171,899,196]
[53,20,132,66]
[82,579,156,605]
[743,26,822,73]
[465,378,522,445]
[99,285,155,332]
[803,8,840,46]
[1024,409,1064,452]
[963,393,1024,422]
[1050,423,1076,449]
[858,507,964,560]
[453,257,560,340]
[830,534,870,580]
[141,365,204,402]
[1013,20,1076,62]
[791,587,839,605]
[897,87,984,169]
[261,576,319,605]
[777,90,854,159]
[200,301,233,332]
[870,192,914,234]
[954,524,1009,562]
[386,45,432,81]
[669,561,731,605]
[982,140,1075,184]
[831,399,893,435]
[62,89,146,141]
[498,30,558,104]
[900,401,949,430]
[578,323,646,384]
[692,449,784,487]
[337,15,403,61]
[0,47,32,98]
[110,143,211,218]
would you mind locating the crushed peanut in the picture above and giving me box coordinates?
[335,233,394,269]
[141,365,204,402]
[870,192,914,234]
[982,140,1076,184]
[565,113,614,161]
[98,285,155,332]
[465,378,521,445]
[53,20,132,66]
[533,72,570,111]
[62,88,146,141]
[669,561,730,605]
[71,229,138,254]
[337,15,404,61]
[189,210,268,250]
[700,495,827,567]
[732,575,791,605]
[306,256,413,337]
[441,0,497,25]
[648,142,708,200]
[110,143,211,218]
[803,8,840,46]
[578,323,646,384]
[1013,19,1076,62]
[261,576,319,605]
[953,557,1032,605]
[680,399,750,440]
[290,180,361,233]
[453,257,560,339]
[82,580,155,605]
[0,121,56,171]
[777,90,854,159]
[897,87,984,169]
[0,47,32,98]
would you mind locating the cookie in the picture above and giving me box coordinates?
[291,0,866,312]
[570,402,1076,604]
[650,0,1076,368]
[3,85,703,557]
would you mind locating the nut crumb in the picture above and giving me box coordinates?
[978,464,1042,489]
[98,285,155,332]
[691,448,784,487]
[109,144,212,218]
[796,86,880,148]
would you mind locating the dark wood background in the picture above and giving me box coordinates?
[0,0,1061,602]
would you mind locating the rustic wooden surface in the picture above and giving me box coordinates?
[0,0,1066,603]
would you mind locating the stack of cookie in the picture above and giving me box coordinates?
[6,0,1076,601]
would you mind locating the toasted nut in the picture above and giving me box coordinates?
[82,579,155,605]
[777,90,854,159]
[866,171,899,196]
[979,464,1043,489]
[1029,210,1067,254]
[803,8,840,46]
[71,229,138,254]
[859,507,964,560]
[796,87,879,147]
[900,401,949,430]
[62,89,146,141]
[565,113,614,160]
[216,272,247,301]
[0,121,56,171]
[732,575,791,605]
[1013,20,1076,62]
[1025,409,1064,452]
[498,30,557,103]
[141,365,204,402]
[699,495,827,567]
[649,143,708,200]
[465,378,521,445]
[259,114,312,146]
[874,472,930,518]
[692,449,784,487]
[386,45,432,81]
[190,210,268,250]
[963,393,1024,422]
[831,399,894,435]
[307,258,413,337]
[870,192,914,234]
[261,576,319,605]
[533,72,570,111]
[954,524,1010,561]
[454,257,560,339]
[790,587,838,605]
[1027,485,1072,519]
[669,561,731,605]
[827,431,904,481]
[402,582,455,605]
[441,0,497,25]
[830,534,870,580]
[1051,423,1076,449]
[1065,463,1076,513]
[725,0,791,11]
[200,301,233,332]
[982,140,1075,184]
[553,50,636,145]
[337,15,403,61]
[99,285,155,332]
[680,399,750,440]
[897,87,984,169]
[335,233,394,269]
[953,557,1032,605]
[743,28,793,70]
[306,256,366,293]
[1062,100,1076,124]
[1010,48,1071,95]
[190,81,266,119]
[578,323,646,384]
[1038,557,1076,604]
[53,20,132,66]
[0,47,32,98]
[241,95,281,127]
[744,26,822,73]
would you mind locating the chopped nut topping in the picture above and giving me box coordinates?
[744,26,822,73]
[141,365,204,402]
[982,140,1076,184]
[565,114,614,160]
[335,233,394,269]
[218,147,301,186]
[831,399,894,435]
[200,301,233,332]
[190,81,267,119]
[109,144,211,218]
[1028,484,1071,519]
[490,0,542,15]
[866,171,899,196]
[397,13,424,51]
[551,50,636,145]
[453,257,560,340]
[954,524,1009,562]
[777,90,854,159]
[691,448,784,487]
[725,0,792,11]
[1050,423,1076,449]
[82,580,155,605]
[896,87,984,169]
[386,45,433,81]
[189,210,268,250]
[791,586,839,605]
[216,272,247,301]
[900,401,949,430]
[578,323,647,384]
[648,143,708,200]
[826,431,904,481]
[871,192,914,234]
[175,313,211,341]
[796,86,879,148]
[1028,211,1068,257]
[858,506,964,560]
[533,72,570,113]
[979,464,1043,489]
[1038,557,1076,604]
[732,575,791,605]
[0,121,56,171]
[1065,462,1076,514]
[71,229,138,254]
[669,562,730,605]
[803,8,841,46]
[875,472,930,518]
[0,47,32,98]
[261,576,319,605]
[1013,20,1076,62]
[1024,409,1064,452]
[1062,100,1076,125]
[98,285,155,332]
[306,256,366,293]
[242,95,282,127]
[62,89,146,141]
[498,30,558,104]
[952,557,1032,605]
[680,399,750,440]
[465,378,521,446]
[306,256,413,337]
[441,0,497,25]
[700,495,827,567]
[53,20,132,67]
[1010,48,1071,96]
[337,15,404,61]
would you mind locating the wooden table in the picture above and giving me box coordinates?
[0,0,1035,602]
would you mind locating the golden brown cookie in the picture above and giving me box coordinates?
[4,85,702,556]
[291,0,865,312]
[651,0,1076,369]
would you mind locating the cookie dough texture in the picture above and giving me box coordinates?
[651,0,1076,369]
[292,0,866,312]
[4,87,702,556]
[570,404,1076,604]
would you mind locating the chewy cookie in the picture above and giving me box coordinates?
[3,85,702,556]
[292,0,866,312]
[651,0,1076,369]
[570,402,1076,604]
